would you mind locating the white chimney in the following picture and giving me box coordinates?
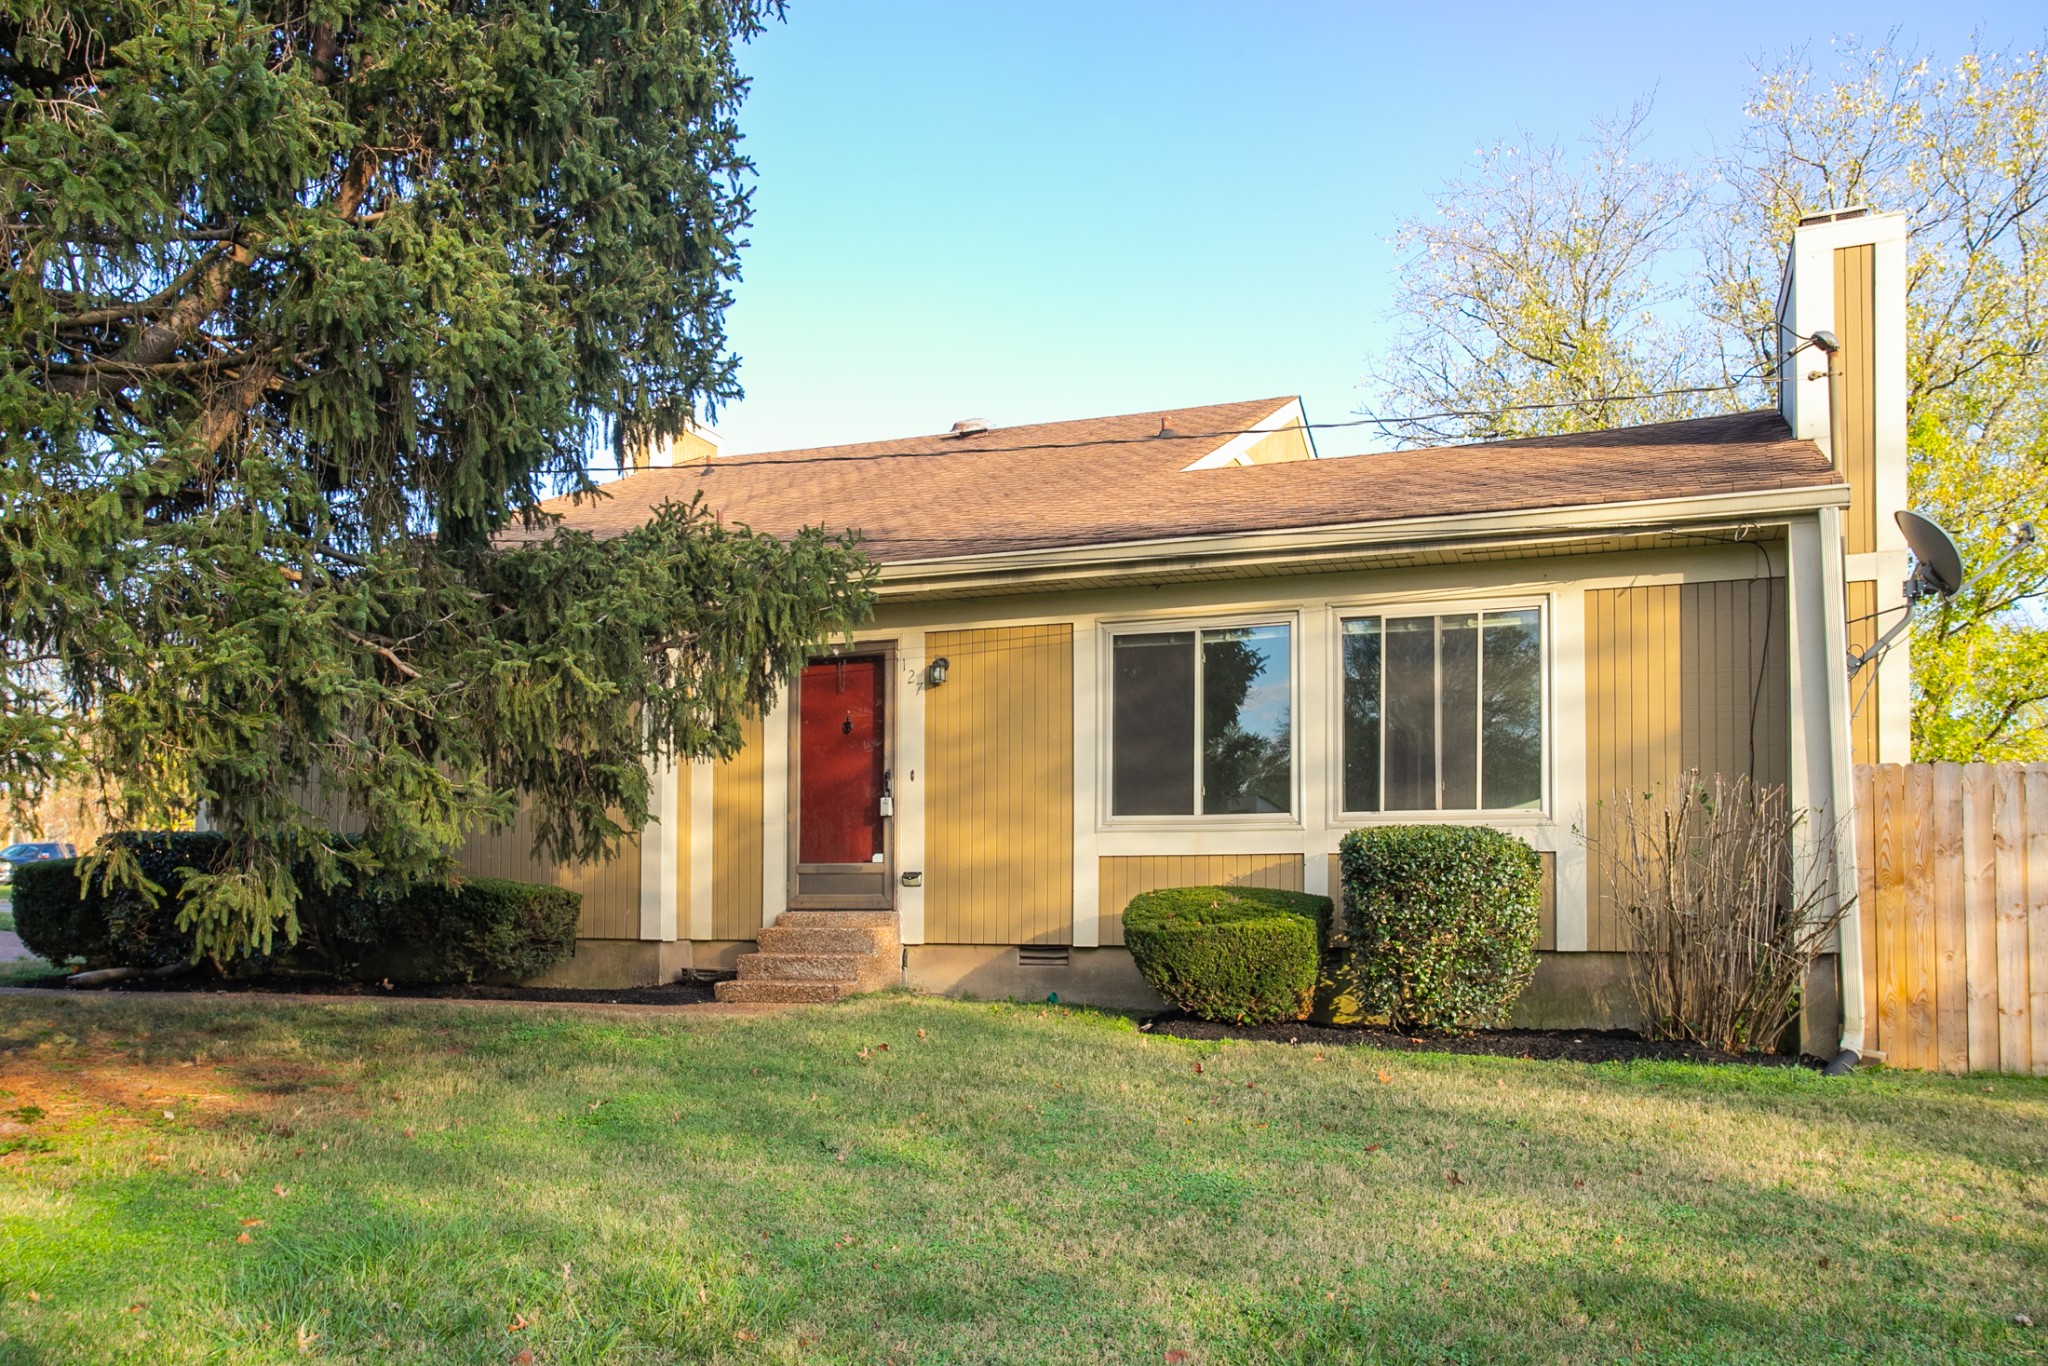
[1776,206,1910,762]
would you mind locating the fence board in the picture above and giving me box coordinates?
[1875,765,1910,1063]
[1962,765,2001,1070]
[1932,763,1968,1074]
[1903,764,1938,1068]
[1995,765,2031,1074]
[1857,762,2046,1075]
[2028,765,2048,1077]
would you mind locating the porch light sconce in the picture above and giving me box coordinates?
[926,657,950,687]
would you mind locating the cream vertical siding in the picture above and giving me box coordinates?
[712,713,765,940]
[1585,579,1790,950]
[1098,854,1305,946]
[1834,243,1879,556]
[455,804,641,940]
[924,625,1075,945]
[673,758,691,936]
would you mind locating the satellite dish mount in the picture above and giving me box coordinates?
[1848,512,2033,677]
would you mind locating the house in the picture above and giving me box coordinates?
[464,210,1909,1052]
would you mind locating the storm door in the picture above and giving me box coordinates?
[790,653,893,907]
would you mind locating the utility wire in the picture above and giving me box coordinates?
[589,371,1782,476]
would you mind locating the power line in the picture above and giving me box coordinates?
[585,372,1778,477]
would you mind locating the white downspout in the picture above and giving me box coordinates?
[1817,504,1868,1065]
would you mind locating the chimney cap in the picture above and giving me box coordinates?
[1797,205,1871,227]
[948,419,992,437]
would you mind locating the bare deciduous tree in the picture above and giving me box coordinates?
[1363,39,2048,761]
[1595,773,1845,1054]
[1361,102,1724,446]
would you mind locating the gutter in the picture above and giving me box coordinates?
[875,483,1852,598]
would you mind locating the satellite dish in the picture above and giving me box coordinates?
[1897,510,1966,600]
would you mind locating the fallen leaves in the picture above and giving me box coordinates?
[508,1311,533,1332]
[1375,1069,1392,1085]
[1444,1170,1465,1186]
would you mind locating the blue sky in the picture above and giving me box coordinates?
[708,2,2043,459]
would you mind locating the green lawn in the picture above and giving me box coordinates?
[0,994,2041,1364]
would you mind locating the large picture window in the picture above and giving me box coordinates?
[1111,623,1293,817]
[1341,608,1543,813]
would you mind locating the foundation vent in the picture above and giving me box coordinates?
[1017,945,1071,968]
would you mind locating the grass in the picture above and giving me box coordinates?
[0,993,2041,1364]
[0,959,55,988]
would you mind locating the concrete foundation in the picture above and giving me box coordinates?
[526,936,1845,1052]
[526,938,694,988]
[1508,953,1643,1030]
[905,944,1165,1012]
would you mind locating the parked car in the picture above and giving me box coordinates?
[0,841,76,886]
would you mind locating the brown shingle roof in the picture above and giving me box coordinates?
[533,398,1840,564]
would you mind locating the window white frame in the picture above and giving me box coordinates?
[1098,610,1303,829]
[1327,595,1552,824]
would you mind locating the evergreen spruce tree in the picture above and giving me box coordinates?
[0,0,875,958]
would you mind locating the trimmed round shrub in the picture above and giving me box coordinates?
[10,858,105,965]
[1124,885,1330,1024]
[1339,825,1541,1030]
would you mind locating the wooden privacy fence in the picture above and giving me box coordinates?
[1855,763,2048,1075]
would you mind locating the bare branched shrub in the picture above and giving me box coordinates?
[1595,772,1845,1054]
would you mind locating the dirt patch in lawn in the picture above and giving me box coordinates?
[4,971,722,1007]
[1142,1015,1816,1067]
[0,1054,272,1148]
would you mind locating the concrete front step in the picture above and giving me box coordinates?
[716,910,904,1005]
[756,924,897,956]
[713,978,848,1004]
[738,952,867,982]
[774,910,899,929]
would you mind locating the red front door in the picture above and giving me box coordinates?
[799,657,886,865]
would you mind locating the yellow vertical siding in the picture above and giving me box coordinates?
[1834,244,1879,555]
[1098,854,1304,946]
[1677,578,1791,791]
[1846,579,1881,766]
[925,625,1075,945]
[1586,581,1787,951]
[1239,424,1314,465]
[454,803,641,940]
[1328,849,1556,951]
[712,713,765,940]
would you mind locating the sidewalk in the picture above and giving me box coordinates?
[0,984,793,1017]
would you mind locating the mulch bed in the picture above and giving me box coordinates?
[2,970,725,1007]
[1142,1015,1816,1067]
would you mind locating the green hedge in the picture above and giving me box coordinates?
[7,833,579,985]
[1124,885,1330,1024]
[1338,825,1541,1031]
[386,877,582,984]
[11,858,107,965]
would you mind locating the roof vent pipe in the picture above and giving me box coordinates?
[948,419,991,437]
